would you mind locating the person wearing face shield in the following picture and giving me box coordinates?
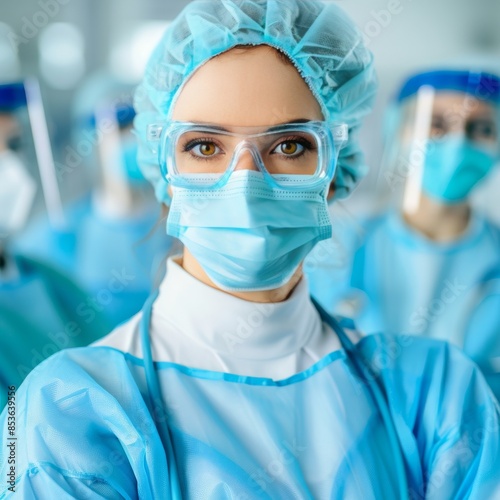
[72,91,175,327]
[0,3,499,499]
[0,81,110,409]
[307,70,500,399]
[16,76,175,327]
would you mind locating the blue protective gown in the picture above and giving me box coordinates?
[0,254,111,409]
[74,204,173,327]
[463,269,500,400]
[1,299,499,499]
[16,197,174,328]
[307,210,500,399]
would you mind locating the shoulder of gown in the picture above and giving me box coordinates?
[356,333,500,499]
[0,346,168,499]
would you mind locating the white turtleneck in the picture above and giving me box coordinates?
[94,256,343,380]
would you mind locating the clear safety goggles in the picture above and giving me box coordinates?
[147,121,348,189]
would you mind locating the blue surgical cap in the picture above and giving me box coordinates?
[134,0,378,203]
[0,82,27,112]
[397,70,500,103]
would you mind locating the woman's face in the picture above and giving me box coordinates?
[172,45,323,129]
[170,46,326,300]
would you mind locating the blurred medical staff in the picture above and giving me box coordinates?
[17,75,175,327]
[307,69,500,398]
[73,93,174,327]
[0,81,110,408]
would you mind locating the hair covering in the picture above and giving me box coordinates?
[134,0,377,203]
[0,82,27,112]
[397,70,500,104]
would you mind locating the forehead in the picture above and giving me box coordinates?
[171,45,324,126]
[0,112,17,125]
[431,91,496,117]
[400,90,498,128]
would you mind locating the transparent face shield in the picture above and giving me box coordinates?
[0,81,64,248]
[383,79,500,222]
[147,121,348,190]
[91,101,154,218]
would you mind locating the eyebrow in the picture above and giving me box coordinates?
[267,119,312,131]
[192,118,313,132]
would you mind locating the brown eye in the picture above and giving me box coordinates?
[281,142,298,155]
[199,143,217,156]
[271,139,307,158]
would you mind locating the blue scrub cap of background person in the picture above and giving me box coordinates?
[397,70,500,104]
[134,0,378,205]
[0,82,27,112]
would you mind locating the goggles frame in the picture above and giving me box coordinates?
[147,120,348,190]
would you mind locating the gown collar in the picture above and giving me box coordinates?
[387,210,485,252]
[153,257,323,360]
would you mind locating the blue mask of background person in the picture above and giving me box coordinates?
[422,136,497,203]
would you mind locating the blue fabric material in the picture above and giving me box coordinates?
[75,206,173,326]
[319,211,500,399]
[422,137,497,204]
[15,197,173,328]
[397,70,500,103]
[0,82,27,111]
[167,170,332,291]
[134,0,377,204]
[1,333,499,498]
[464,269,500,400]
[120,141,146,184]
[0,255,110,409]
[304,216,363,314]
[13,198,89,277]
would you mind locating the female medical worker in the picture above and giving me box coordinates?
[306,69,500,399]
[1,1,500,498]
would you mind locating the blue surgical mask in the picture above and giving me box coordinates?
[422,136,497,204]
[0,149,36,237]
[167,170,332,292]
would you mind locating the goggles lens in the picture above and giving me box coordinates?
[148,121,348,189]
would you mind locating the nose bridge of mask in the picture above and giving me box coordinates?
[169,170,331,231]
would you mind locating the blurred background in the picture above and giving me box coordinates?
[1,0,499,215]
